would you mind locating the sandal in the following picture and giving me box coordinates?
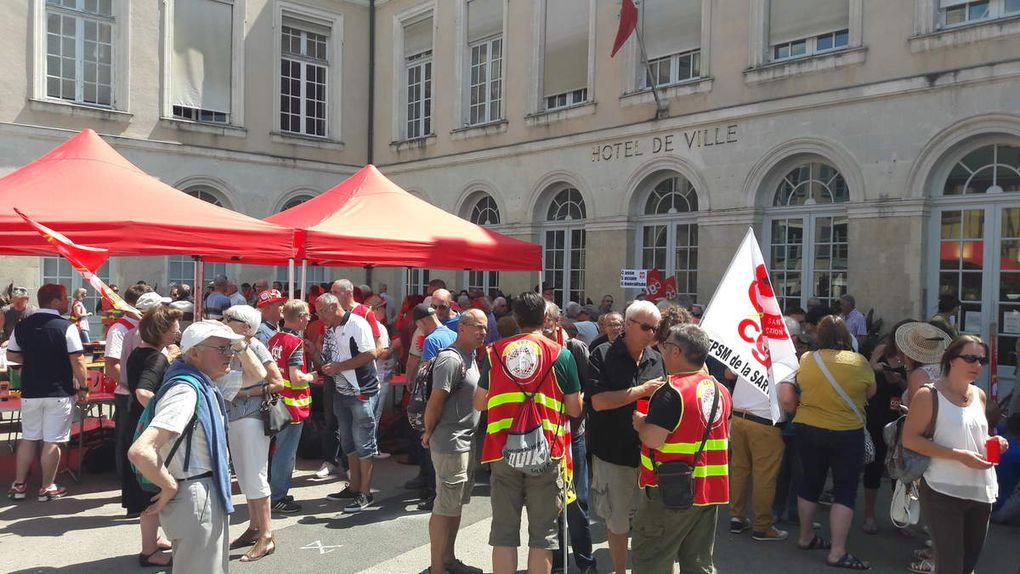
[229,527,260,550]
[157,539,172,551]
[826,553,870,570]
[798,535,832,550]
[240,536,276,562]
[908,558,935,573]
[138,550,173,567]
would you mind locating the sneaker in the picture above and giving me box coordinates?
[326,486,358,501]
[314,462,338,479]
[8,482,26,501]
[447,559,483,574]
[284,494,294,503]
[374,452,391,459]
[752,527,789,541]
[271,499,302,514]
[343,493,373,513]
[404,475,428,490]
[729,518,750,534]
[38,485,67,501]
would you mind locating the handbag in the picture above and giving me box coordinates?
[811,352,875,465]
[652,383,720,510]
[884,383,939,483]
[261,384,293,436]
[890,480,921,528]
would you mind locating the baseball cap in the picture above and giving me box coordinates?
[256,289,286,308]
[180,320,244,353]
[135,292,172,311]
[11,287,29,299]
[412,303,436,323]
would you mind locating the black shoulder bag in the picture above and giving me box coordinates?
[651,384,720,510]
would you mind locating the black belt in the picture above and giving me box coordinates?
[732,410,780,427]
[175,471,213,483]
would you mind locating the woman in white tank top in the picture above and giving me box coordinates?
[902,336,1009,574]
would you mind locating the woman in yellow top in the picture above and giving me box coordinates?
[791,315,876,571]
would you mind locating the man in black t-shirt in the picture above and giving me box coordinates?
[588,300,665,574]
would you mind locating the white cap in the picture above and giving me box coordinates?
[180,320,244,353]
[135,292,172,311]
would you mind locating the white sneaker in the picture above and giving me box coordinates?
[314,462,337,479]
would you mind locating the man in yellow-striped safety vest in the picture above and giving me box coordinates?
[631,324,732,574]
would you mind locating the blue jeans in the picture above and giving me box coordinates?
[334,393,379,459]
[554,434,596,570]
[270,422,304,503]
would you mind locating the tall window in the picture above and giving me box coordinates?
[45,0,114,106]
[405,268,431,297]
[281,18,329,137]
[944,143,1020,195]
[404,17,433,139]
[171,0,233,124]
[768,0,849,62]
[543,188,586,305]
[42,256,110,332]
[543,0,590,111]
[168,187,229,286]
[638,0,702,89]
[939,0,1020,28]
[467,194,500,296]
[466,0,503,126]
[766,161,850,311]
[638,175,699,299]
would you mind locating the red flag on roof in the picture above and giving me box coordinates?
[611,0,639,57]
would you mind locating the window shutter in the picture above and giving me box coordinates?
[543,0,589,97]
[467,0,502,44]
[769,0,849,45]
[939,0,971,7]
[642,0,701,59]
[404,17,433,58]
[172,0,233,113]
[282,15,331,38]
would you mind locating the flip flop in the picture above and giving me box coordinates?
[798,535,831,550]
[826,553,870,570]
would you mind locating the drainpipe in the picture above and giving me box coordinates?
[367,0,376,166]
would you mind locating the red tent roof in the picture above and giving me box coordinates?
[0,129,294,264]
[266,165,542,271]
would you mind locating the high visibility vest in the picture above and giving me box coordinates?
[267,329,311,422]
[101,298,123,332]
[481,333,569,464]
[639,372,732,506]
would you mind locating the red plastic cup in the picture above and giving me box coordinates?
[986,437,1002,464]
[637,399,649,415]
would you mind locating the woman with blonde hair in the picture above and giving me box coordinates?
[69,287,92,343]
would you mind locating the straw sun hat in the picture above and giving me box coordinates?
[895,321,953,365]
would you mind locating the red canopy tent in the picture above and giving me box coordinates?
[0,129,294,264]
[266,164,542,271]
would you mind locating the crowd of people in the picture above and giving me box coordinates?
[2,275,1019,574]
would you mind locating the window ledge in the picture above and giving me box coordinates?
[909,15,1020,52]
[744,47,867,84]
[389,134,437,152]
[159,118,247,138]
[450,119,509,141]
[270,132,345,151]
[28,98,132,122]
[620,77,714,108]
[525,102,596,126]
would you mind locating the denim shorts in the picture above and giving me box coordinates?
[794,423,865,509]
[334,393,379,459]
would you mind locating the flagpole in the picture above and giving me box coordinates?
[633,21,666,119]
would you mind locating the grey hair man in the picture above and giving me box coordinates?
[330,279,383,357]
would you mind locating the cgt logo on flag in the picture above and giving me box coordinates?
[739,264,788,368]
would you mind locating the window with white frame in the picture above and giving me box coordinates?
[42,256,111,332]
[766,161,850,312]
[280,17,330,137]
[939,0,1020,28]
[638,175,699,299]
[637,0,702,90]
[466,194,500,296]
[543,0,590,111]
[768,0,849,62]
[45,0,114,106]
[405,268,431,297]
[403,17,433,139]
[543,188,586,306]
[171,0,233,124]
[466,0,503,126]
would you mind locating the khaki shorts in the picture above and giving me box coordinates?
[488,458,563,550]
[591,456,641,534]
[431,450,475,517]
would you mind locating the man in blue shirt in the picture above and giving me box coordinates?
[429,289,461,334]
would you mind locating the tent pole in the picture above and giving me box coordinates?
[288,258,295,300]
[194,256,204,320]
[300,259,308,301]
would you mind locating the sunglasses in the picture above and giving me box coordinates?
[434,304,451,310]
[628,318,658,332]
[955,354,989,365]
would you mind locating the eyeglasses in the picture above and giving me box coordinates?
[197,344,237,356]
[628,318,658,332]
[955,354,989,365]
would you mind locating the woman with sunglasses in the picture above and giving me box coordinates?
[903,335,1008,574]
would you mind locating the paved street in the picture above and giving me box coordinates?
[1,455,1017,574]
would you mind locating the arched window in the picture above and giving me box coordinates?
[466,194,500,297]
[542,187,586,305]
[765,161,849,312]
[168,186,230,287]
[275,194,330,286]
[944,143,1020,195]
[281,194,315,211]
[638,174,699,299]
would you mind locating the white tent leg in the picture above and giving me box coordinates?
[300,259,308,300]
[288,258,295,299]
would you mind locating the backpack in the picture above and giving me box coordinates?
[406,348,466,433]
[131,375,203,492]
[884,383,938,483]
[492,348,560,476]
